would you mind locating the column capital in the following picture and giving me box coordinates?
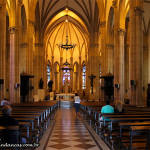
[20,43,28,48]
[106,44,114,49]
[17,0,23,6]
[112,0,118,8]
[9,27,18,34]
[100,21,106,28]
[134,6,144,16]
[90,44,99,48]
[28,19,34,26]
[118,28,126,36]
[34,43,43,47]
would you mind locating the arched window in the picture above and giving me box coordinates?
[63,67,70,85]
[47,65,50,83]
[82,65,86,89]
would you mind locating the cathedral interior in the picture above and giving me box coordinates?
[0,0,150,149]
[0,0,149,106]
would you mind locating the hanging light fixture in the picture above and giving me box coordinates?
[60,2,76,70]
[60,7,76,50]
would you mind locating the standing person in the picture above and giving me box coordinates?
[74,93,81,116]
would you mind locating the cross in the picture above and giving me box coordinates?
[88,74,96,94]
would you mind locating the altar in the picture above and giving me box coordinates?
[56,93,75,101]
[56,93,75,107]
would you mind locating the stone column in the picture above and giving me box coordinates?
[118,28,126,103]
[51,56,54,91]
[124,44,130,99]
[34,43,43,96]
[70,56,73,91]
[79,56,82,95]
[27,19,34,101]
[106,44,114,74]
[85,54,89,98]
[100,21,107,101]
[20,43,28,72]
[9,0,21,103]
[59,57,63,92]
[89,29,100,100]
[113,0,120,103]
[143,46,148,107]
[135,6,144,106]
[129,0,136,105]
[0,0,6,100]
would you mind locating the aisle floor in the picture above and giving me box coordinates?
[45,107,100,150]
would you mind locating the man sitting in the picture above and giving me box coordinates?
[101,100,114,121]
[0,105,19,144]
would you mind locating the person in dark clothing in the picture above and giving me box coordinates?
[0,105,19,126]
[0,105,19,144]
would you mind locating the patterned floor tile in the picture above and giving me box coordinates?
[48,143,70,149]
[87,146,100,150]
[45,107,100,150]
[62,141,82,146]
[75,143,96,149]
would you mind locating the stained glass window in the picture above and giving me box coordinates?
[82,65,86,89]
[63,67,70,85]
[47,65,50,83]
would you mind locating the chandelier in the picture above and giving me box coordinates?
[60,35,76,50]
[59,7,76,70]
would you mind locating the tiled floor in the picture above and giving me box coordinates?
[45,107,100,150]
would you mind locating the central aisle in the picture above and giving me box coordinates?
[45,107,100,150]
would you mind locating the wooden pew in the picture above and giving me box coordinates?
[122,126,150,150]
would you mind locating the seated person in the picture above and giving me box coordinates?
[1,98,10,106]
[0,105,19,144]
[114,101,124,113]
[101,100,114,121]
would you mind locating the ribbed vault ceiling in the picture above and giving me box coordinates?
[35,0,100,64]
[38,0,99,32]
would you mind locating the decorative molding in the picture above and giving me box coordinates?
[90,44,99,48]
[134,6,144,16]
[20,43,28,48]
[34,43,43,47]
[118,28,126,36]
[112,0,117,8]
[106,44,114,49]
[9,27,17,34]
[28,19,34,26]
[17,0,23,6]
[100,21,106,28]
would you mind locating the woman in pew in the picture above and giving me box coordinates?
[114,101,124,113]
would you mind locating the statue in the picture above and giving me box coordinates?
[39,78,44,89]
[88,74,96,94]
[48,80,53,92]
[64,78,69,93]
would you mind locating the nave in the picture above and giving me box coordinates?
[44,107,109,150]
